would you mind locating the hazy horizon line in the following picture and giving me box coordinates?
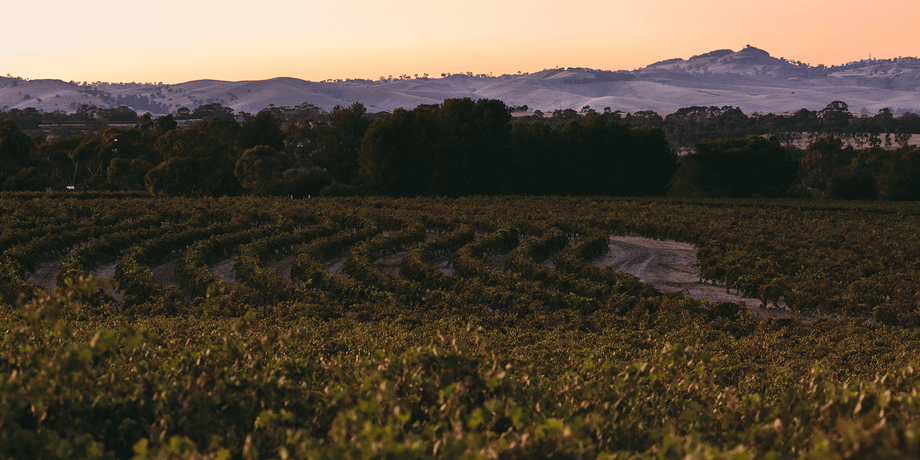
[6,47,918,87]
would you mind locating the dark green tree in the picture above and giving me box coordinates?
[818,101,853,134]
[154,114,178,137]
[551,114,675,196]
[878,147,920,200]
[96,106,139,124]
[358,99,512,196]
[825,166,876,200]
[7,107,42,130]
[237,109,285,152]
[800,136,855,192]
[107,158,155,190]
[191,103,235,121]
[622,110,664,129]
[308,102,371,185]
[147,120,242,196]
[358,105,440,195]
[234,145,289,195]
[0,118,34,188]
[669,135,798,198]
[145,156,203,196]
[136,113,154,132]
[507,121,555,194]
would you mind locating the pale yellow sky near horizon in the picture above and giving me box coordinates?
[5,0,918,84]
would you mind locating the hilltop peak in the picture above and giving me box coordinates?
[2,47,920,116]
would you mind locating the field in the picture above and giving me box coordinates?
[2,193,920,459]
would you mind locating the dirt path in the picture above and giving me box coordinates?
[210,254,238,284]
[325,255,348,277]
[433,255,456,276]
[152,258,181,287]
[374,252,405,277]
[484,254,510,272]
[90,260,119,280]
[592,236,796,319]
[90,259,124,305]
[266,254,297,280]
[26,259,62,293]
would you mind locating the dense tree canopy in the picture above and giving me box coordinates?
[669,136,799,198]
[234,145,289,195]
[359,99,676,196]
[0,118,34,187]
[1,98,919,200]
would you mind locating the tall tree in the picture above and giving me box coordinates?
[237,109,285,152]
[669,136,797,198]
[147,120,242,196]
[818,101,853,134]
[234,145,289,195]
[310,102,372,185]
[190,103,235,121]
[800,136,855,192]
[0,118,35,189]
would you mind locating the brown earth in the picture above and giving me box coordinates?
[325,255,349,278]
[592,236,796,319]
[210,254,238,284]
[25,259,62,293]
[152,258,181,287]
[90,259,124,305]
[484,254,510,272]
[266,254,297,280]
[433,255,456,276]
[374,252,405,277]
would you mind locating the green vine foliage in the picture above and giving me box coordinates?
[1,194,920,458]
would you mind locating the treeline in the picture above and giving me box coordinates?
[6,99,920,152]
[0,99,677,197]
[0,101,336,135]
[520,101,920,152]
[1,98,920,199]
[358,99,675,195]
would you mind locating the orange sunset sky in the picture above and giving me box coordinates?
[5,0,918,84]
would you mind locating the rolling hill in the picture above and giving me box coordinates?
[3,46,919,116]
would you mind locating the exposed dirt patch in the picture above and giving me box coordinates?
[149,256,194,302]
[152,257,181,287]
[325,255,349,278]
[433,255,456,276]
[210,254,238,284]
[90,260,119,280]
[592,236,796,319]
[26,259,62,293]
[374,252,405,277]
[90,259,124,305]
[484,254,509,272]
[266,254,297,280]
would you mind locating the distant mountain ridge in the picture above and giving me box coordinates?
[3,45,920,116]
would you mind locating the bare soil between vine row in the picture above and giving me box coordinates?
[23,236,796,318]
[593,236,796,319]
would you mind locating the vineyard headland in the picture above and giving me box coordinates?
[2,193,920,458]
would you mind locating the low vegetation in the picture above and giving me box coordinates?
[1,194,919,458]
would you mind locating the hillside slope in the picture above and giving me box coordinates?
[3,46,919,115]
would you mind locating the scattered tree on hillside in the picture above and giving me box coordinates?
[190,103,235,121]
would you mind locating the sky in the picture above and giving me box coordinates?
[5,0,919,84]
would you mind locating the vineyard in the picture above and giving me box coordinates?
[2,193,920,458]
